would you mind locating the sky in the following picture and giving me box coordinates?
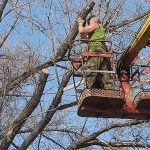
[1,0,150,149]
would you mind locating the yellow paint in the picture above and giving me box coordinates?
[130,16,150,51]
[117,16,150,70]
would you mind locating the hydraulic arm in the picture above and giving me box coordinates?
[117,16,150,72]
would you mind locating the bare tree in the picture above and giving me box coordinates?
[0,0,150,149]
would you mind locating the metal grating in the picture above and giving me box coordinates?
[81,89,124,100]
[134,91,150,109]
[78,89,125,109]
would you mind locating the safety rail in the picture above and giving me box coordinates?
[68,39,113,61]
[131,56,150,91]
[68,39,120,90]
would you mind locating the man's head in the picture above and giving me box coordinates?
[87,15,99,25]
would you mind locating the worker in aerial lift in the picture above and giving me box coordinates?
[77,15,114,89]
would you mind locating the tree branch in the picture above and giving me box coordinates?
[0,0,8,21]
[65,120,148,150]
[81,139,150,148]
[0,17,18,48]
[18,127,81,136]
[42,134,65,149]
[109,10,150,32]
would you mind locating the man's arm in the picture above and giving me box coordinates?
[78,23,99,34]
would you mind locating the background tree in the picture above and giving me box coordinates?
[0,0,150,149]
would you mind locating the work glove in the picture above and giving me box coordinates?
[77,17,85,25]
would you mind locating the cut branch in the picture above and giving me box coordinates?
[0,69,49,150]
[18,68,73,150]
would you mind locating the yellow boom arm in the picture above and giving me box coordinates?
[117,16,150,71]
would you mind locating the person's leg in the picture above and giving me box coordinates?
[85,57,98,88]
[86,46,114,89]
[98,58,114,89]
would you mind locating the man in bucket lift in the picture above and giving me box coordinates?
[77,15,114,89]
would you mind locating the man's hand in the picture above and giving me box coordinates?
[77,17,85,25]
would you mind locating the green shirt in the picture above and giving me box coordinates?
[88,24,106,50]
